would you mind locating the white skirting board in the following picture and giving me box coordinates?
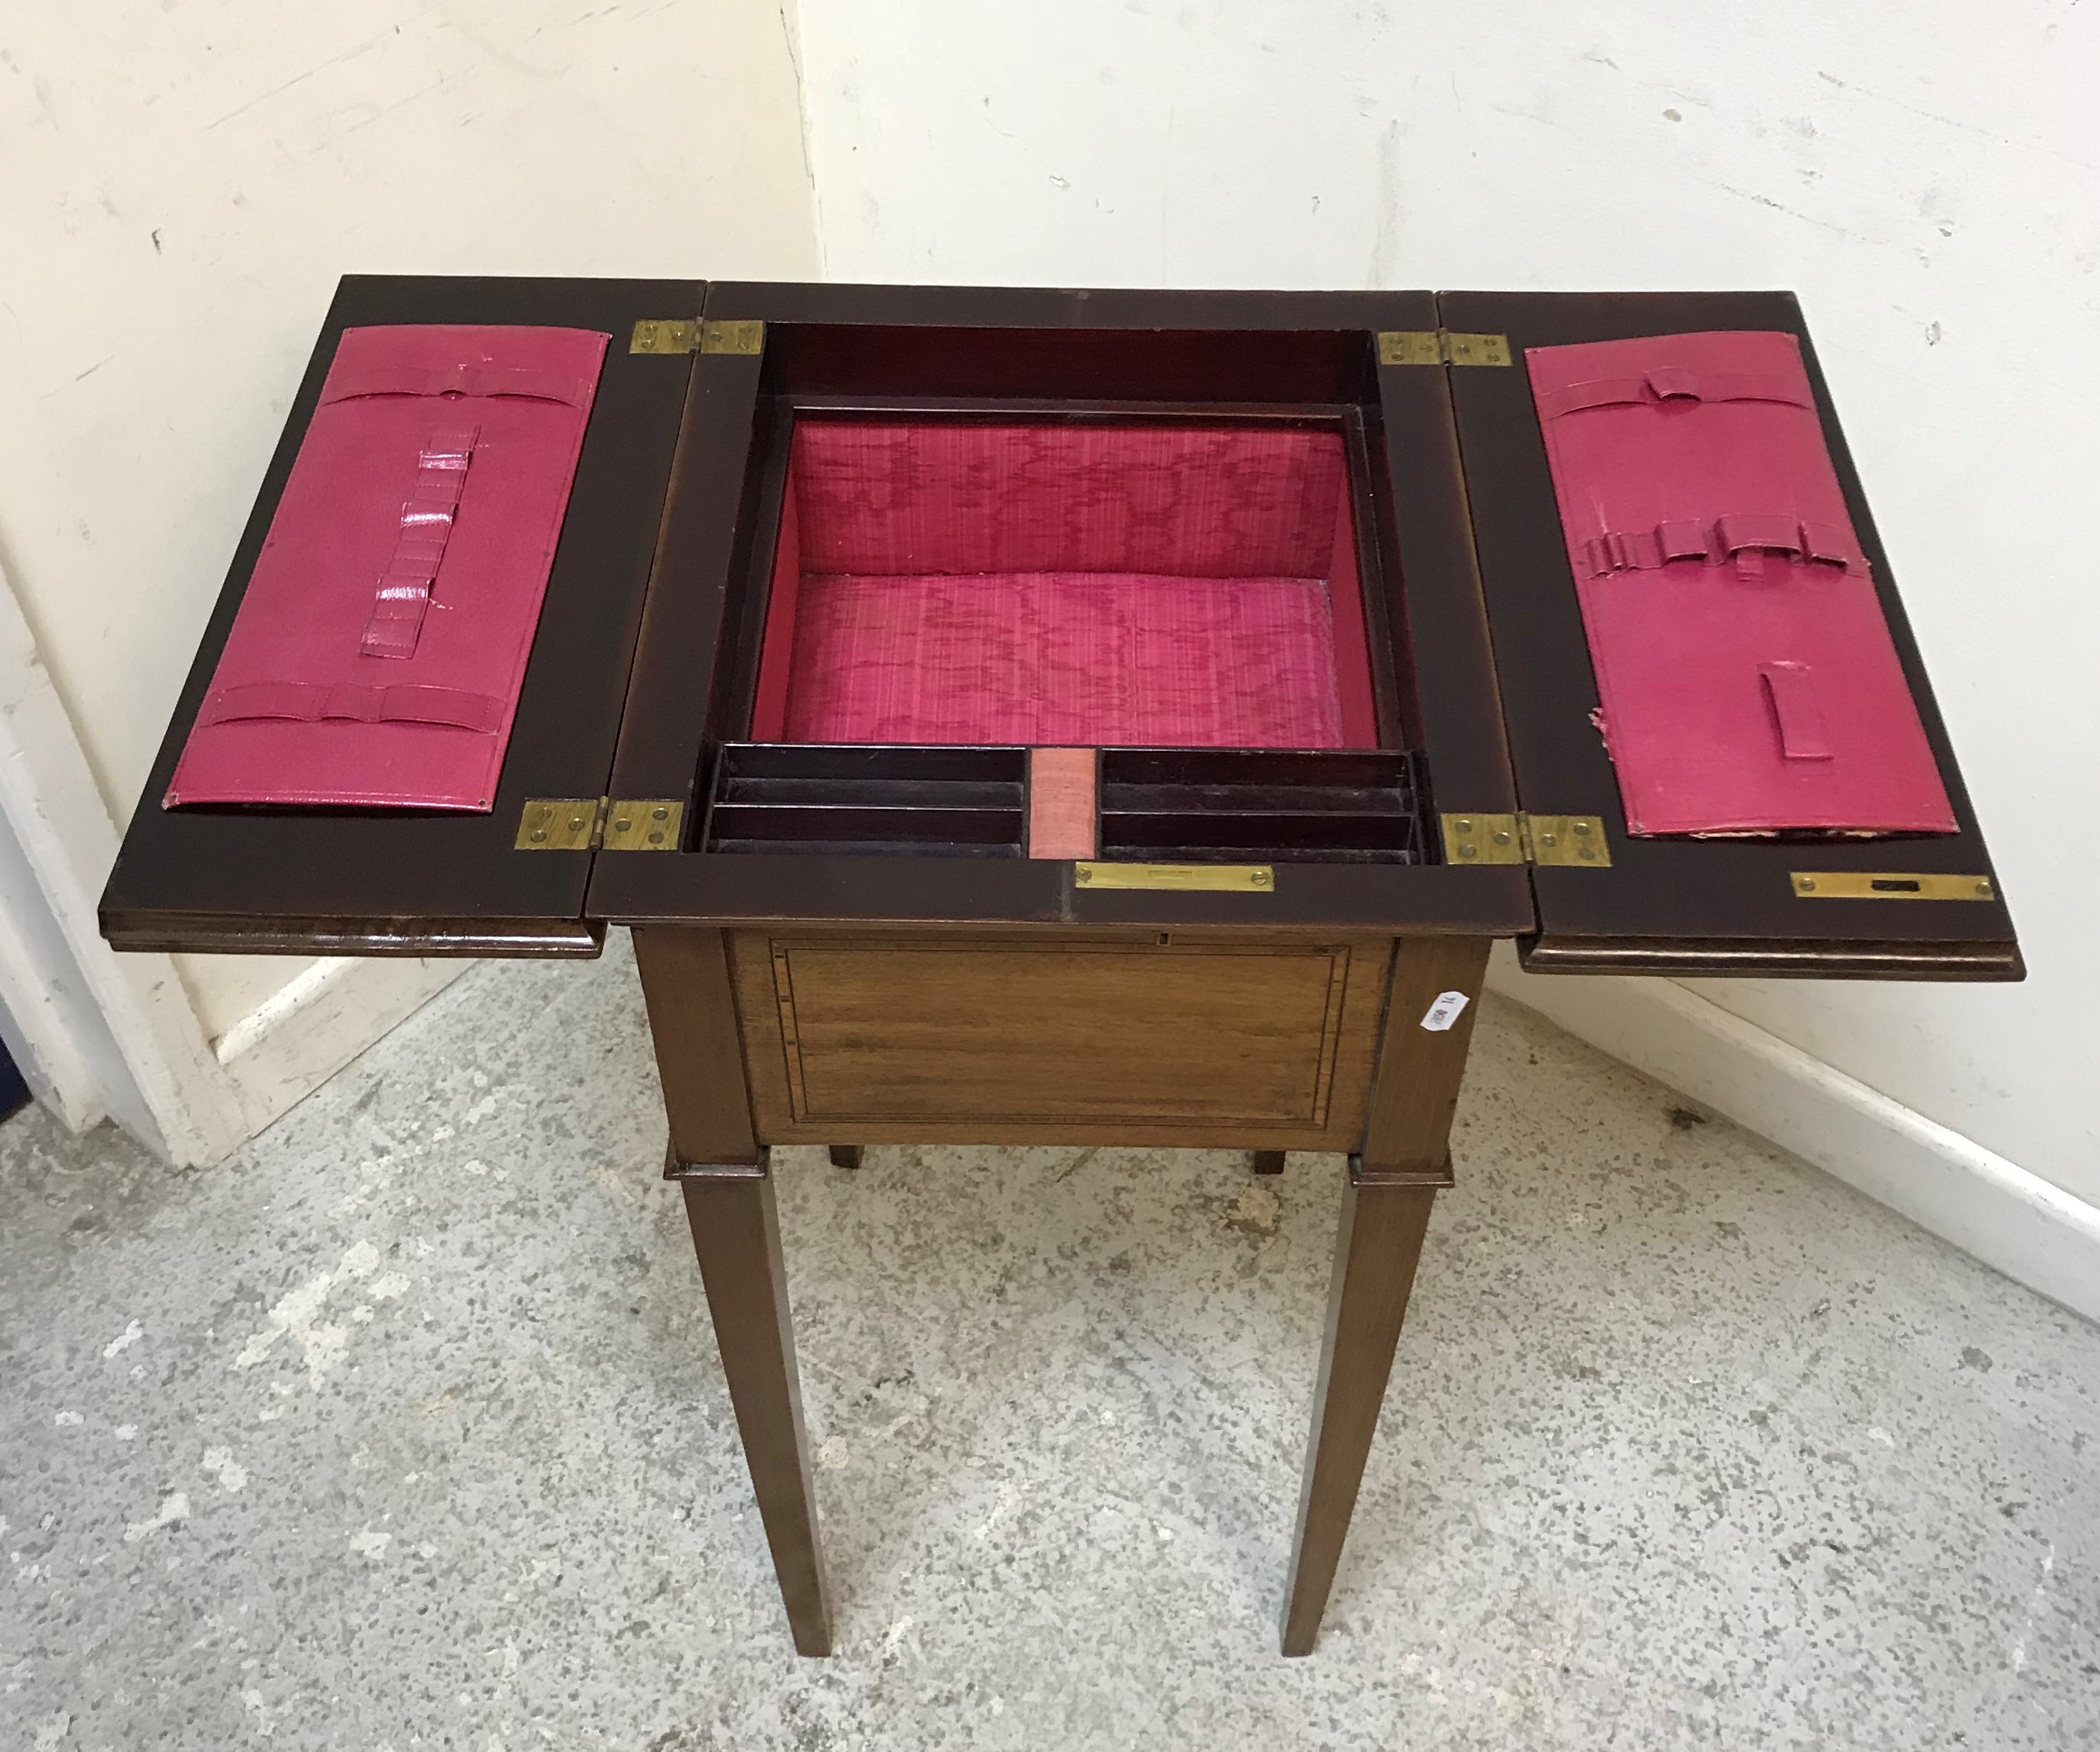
[0,554,477,1167]
[1487,945,2100,1325]
[213,955,473,1138]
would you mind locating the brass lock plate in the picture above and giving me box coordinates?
[1073,863,1275,892]
[1791,871,1995,901]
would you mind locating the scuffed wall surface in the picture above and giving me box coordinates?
[793,1,2100,1206]
[0,1,819,1037]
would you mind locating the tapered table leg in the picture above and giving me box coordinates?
[1251,1150,1286,1176]
[828,1145,864,1171]
[1279,934,1488,1655]
[636,926,832,1656]
[1280,1165,1436,1654]
[674,1158,832,1656]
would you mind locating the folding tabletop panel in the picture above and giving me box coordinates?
[1440,289,2018,978]
[100,278,2017,979]
[100,275,700,955]
[166,322,612,812]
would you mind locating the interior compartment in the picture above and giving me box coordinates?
[748,420,1381,750]
[1098,748,1426,865]
[702,742,1026,858]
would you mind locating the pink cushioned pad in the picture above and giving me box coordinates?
[783,572,1347,748]
[168,323,608,810]
[756,421,1378,748]
[1527,330,1955,835]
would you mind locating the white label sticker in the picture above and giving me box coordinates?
[1419,990,1470,1032]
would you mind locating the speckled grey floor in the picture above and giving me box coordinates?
[3,937,2095,1751]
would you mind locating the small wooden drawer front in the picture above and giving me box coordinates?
[728,931,1393,1148]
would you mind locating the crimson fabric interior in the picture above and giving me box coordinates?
[750,421,1380,748]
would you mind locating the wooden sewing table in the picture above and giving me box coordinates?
[101,279,2018,1655]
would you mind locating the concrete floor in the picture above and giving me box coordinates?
[3,938,2095,1752]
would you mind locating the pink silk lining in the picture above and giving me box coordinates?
[782,571,1347,748]
[759,421,1376,749]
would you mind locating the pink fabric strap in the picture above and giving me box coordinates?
[198,681,505,734]
[1538,367,1811,420]
[1758,662,1834,761]
[362,427,475,659]
[1584,513,1864,580]
[1027,747,1098,858]
[321,362,595,407]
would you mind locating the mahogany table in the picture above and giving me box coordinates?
[101,278,2020,1655]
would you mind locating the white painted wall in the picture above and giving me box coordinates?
[0,4,817,1085]
[0,554,247,1166]
[791,1,2100,1238]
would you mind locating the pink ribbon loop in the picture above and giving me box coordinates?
[1538,368,1814,420]
[198,681,505,735]
[359,427,475,659]
[321,363,593,407]
[1758,662,1834,761]
[1584,513,1864,581]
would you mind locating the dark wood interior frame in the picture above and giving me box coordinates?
[591,281,1532,940]
[1438,289,2020,979]
[100,274,704,957]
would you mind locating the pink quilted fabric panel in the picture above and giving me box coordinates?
[1528,330,1955,834]
[782,571,1348,747]
[790,422,1347,579]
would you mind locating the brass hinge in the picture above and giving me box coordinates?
[1524,813,1610,866]
[1441,811,1524,864]
[516,797,684,851]
[628,318,766,356]
[1441,812,1612,867]
[1378,329,1513,368]
[516,798,604,851]
[630,319,699,354]
[602,799,684,851]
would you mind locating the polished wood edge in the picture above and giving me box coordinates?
[599,340,753,804]
[607,905,1527,934]
[1519,934,2026,982]
[99,912,605,959]
[705,280,1084,326]
[593,854,1534,936]
[703,282,1441,331]
[600,895,1532,937]
[647,916,1486,938]
[1374,341,1521,814]
[664,1146,772,1182]
[1347,1151,1455,1190]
